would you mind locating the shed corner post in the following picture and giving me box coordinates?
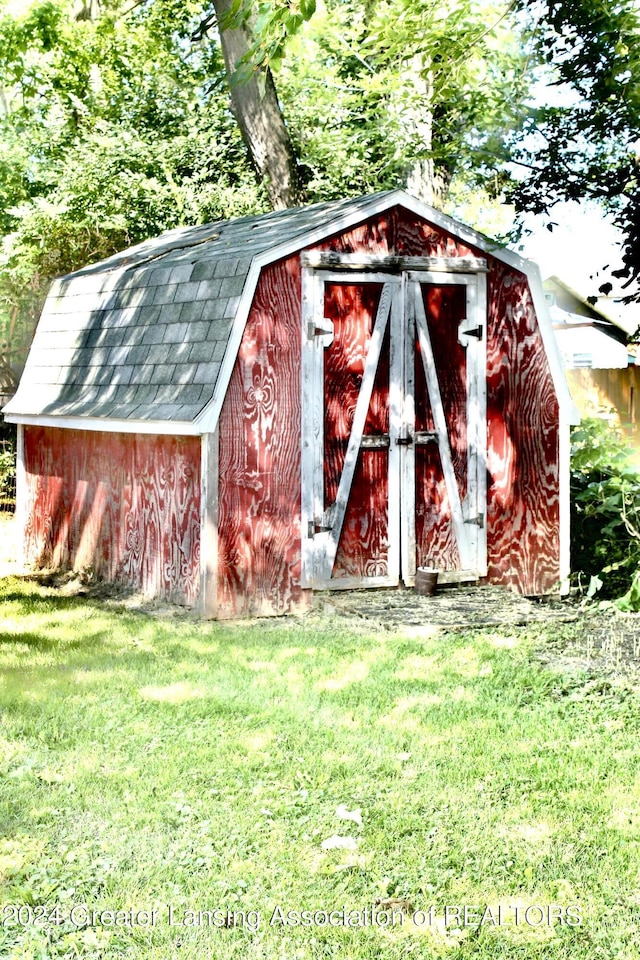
[15,423,26,570]
[558,416,573,594]
[199,429,219,618]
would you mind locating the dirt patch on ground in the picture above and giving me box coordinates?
[0,514,188,617]
[534,606,640,687]
[20,569,190,617]
[316,585,640,689]
[317,584,577,629]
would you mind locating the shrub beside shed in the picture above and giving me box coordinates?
[3,191,578,616]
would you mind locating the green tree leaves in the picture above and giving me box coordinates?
[571,418,640,603]
[275,0,530,205]
[3,0,640,388]
[511,0,640,298]
[0,0,262,379]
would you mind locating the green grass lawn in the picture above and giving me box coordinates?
[1,578,640,959]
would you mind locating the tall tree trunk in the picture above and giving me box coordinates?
[212,0,302,210]
[74,0,100,20]
[405,55,450,209]
[406,158,450,210]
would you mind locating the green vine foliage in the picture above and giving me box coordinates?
[571,417,640,608]
[0,438,15,509]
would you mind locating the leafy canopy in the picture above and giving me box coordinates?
[511,0,640,299]
[0,0,263,383]
[3,0,640,389]
[229,0,640,299]
[226,0,531,203]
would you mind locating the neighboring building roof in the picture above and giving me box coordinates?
[553,324,630,370]
[545,275,628,343]
[3,190,579,433]
[545,275,636,370]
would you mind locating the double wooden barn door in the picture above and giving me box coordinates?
[301,259,487,590]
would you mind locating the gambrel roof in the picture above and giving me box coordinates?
[3,190,578,433]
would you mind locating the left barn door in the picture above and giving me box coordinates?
[301,272,403,588]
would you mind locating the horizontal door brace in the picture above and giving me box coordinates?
[414,431,438,445]
[301,251,488,274]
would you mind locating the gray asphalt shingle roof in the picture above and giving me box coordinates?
[4,193,394,424]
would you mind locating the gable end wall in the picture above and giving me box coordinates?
[218,206,560,615]
[326,207,561,594]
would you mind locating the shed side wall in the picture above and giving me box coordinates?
[22,426,201,604]
[485,263,560,594]
[217,258,305,617]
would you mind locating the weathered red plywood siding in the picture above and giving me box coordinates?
[485,263,560,595]
[217,258,304,617]
[23,427,201,604]
[414,283,468,571]
[318,206,475,260]
[218,203,560,613]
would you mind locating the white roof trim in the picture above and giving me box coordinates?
[6,189,579,430]
[4,413,203,436]
[197,189,579,430]
[196,262,262,432]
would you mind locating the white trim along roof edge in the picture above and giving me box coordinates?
[4,190,579,434]
[6,413,203,436]
[194,189,579,433]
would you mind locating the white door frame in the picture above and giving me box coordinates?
[301,264,487,590]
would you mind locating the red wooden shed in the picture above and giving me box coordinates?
[3,191,578,616]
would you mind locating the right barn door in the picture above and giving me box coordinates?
[402,273,487,584]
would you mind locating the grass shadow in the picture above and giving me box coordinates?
[0,629,92,652]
